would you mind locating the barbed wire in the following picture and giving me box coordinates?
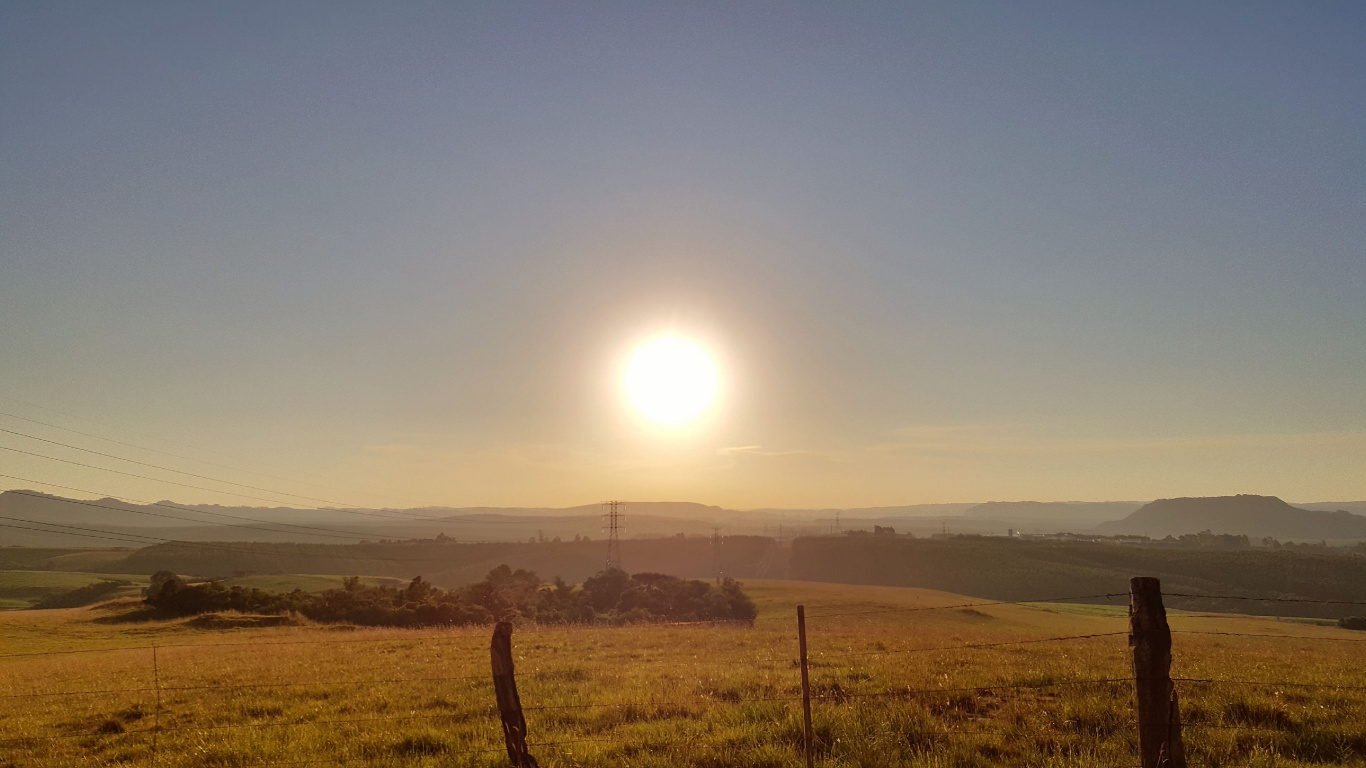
[754,593,1124,621]
[0,633,488,659]
[0,623,1130,665]
[523,692,802,712]
[826,631,1127,659]
[11,670,1359,758]
[0,675,1133,745]
[0,651,816,702]
[1164,592,1366,606]
[0,616,780,660]
[1175,676,1366,692]
[1183,722,1366,738]
[1172,630,1366,642]
[0,673,498,701]
[807,676,1132,702]
[235,739,625,768]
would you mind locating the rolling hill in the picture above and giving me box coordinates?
[1096,495,1366,540]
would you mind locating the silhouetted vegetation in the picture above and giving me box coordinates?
[32,579,131,609]
[143,566,756,627]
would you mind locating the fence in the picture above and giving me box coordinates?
[4,577,1366,768]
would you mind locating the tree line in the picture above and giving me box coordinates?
[144,565,757,627]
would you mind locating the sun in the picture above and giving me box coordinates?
[624,337,718,426]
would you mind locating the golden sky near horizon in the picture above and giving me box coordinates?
[1,5,1363,511]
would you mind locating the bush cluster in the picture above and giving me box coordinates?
[144,566,757,627]
[33,579,131,609]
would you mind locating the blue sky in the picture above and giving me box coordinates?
[1,2,1363,507]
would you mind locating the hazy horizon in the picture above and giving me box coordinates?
[3,3,1363,510]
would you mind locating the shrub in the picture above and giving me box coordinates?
[33,580,130,609]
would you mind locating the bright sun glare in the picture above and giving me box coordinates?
[625,337,718,426]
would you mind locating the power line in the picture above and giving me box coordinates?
[0,444,325,508]
[0,483,396,580]
[0,491,502,566]
[0,394,449,509]
[0,427,436,518]
[0,473,390,541]
[0,408,444,510]
[0,520,158,546]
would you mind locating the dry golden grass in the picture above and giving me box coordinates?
[3,579,1366,767]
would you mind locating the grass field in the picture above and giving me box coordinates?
[2,579,1365,767]
[0,547,135,573]
[0,570,150,610]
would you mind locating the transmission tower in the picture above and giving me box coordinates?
[602,500,624,571]
[711,526,723,583]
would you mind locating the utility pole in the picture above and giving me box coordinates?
[602,500,624,571]
[835,510,841,535]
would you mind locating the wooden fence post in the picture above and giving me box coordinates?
[798,604,814,768]
[1130,577,1185,768]
[150,642,161,767]
[491,621,539,768]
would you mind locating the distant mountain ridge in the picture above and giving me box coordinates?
[1098,495,1366,540]
[1297,501,1366,517]
[4,490,1365,546]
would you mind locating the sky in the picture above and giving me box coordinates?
[1,2,1363,510]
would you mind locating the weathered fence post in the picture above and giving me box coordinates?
[491,621,539,768]
[798,604,814,768]
[150,642,161,766]
[1130,577,1185,768]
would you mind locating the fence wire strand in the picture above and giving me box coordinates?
[1173,630,1366,642]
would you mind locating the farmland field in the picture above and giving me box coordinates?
[0,570,149,610]
[2,579,1365,767]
